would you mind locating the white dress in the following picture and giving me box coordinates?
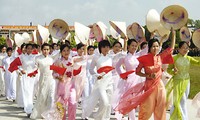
[0,52,6,95]
[82,53,113,120]
[2,55,18,100]
[16,54,25,108]
[72,55,87,101]
[19,53,37,114]
[30,55,56,119]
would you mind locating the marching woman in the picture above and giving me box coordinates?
[42,43,76,120]
[16,43,26,108]
[0,45,7,96]
[114,39,147,120]
[109,40,127,115]
[2,47,18,102]
[30,43,56,119]
[82,40,113,120]
[135,28,175,120]
[82,45,95,98]
[17,43,37,117]
[166,41,200,120]
[72,43,87,102]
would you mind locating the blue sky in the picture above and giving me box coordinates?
[0,0,199,27]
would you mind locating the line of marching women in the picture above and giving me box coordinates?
[0,32,200,120]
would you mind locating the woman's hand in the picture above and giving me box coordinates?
[56,76,64,82]
[174,66,178,75]
[146,73,156,79]
[97,75,103,80]
[21,70,26,74]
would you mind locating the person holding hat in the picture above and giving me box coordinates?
[166,41,200,120]
[82,40,113,120]
[135,28,175,120]
[72,43,87,102]
[114,38,147,120]
[115,29,175,120]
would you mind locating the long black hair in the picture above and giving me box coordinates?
[148,39,160,53]
[98,40,111,53]
[178,41,189,48]
[127,39,137,52]
[60,44,71,52]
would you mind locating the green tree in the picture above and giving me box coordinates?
[187,18,195,27]
[0,37,6,46]
[194,20,200,29]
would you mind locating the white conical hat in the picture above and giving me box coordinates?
[180,26,191,42]
[192,29,200,48]
[48,19,69,40]
[37,24,50,43]
[126,24,134,39]
[74,36,81,44]
[93,21,107,42]
[32,30,37,43]
[110,26,120,39]
[109,21,126,38]
[74,22,90,45]
[131,22,145,41]
[14,33,24,47]
[22,32,30,43]
[157,23,170,39]
[146,9,160,32]
[160,5,188,30]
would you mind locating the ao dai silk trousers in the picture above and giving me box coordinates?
[139,81,166,120]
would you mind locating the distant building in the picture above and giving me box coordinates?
[0,25,74,38]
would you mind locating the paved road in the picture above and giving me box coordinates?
[0,96,199,120]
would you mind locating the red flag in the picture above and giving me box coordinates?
[73,66,82,76]
[120,70,135,79]
[50,65,66,75]
[17,47,22,55]
[97,66,114,74]
[32,49,38,54]
[27,70,38,77]
[8,57,22,72]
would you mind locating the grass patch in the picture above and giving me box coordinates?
[189,57,200,99]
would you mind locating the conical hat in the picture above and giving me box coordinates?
[49,19,69,40]
[157,23,170,40]
[131,22,145,41]
[180,26,191,42]
[192,29,200,48]
[74,36,81,45]
[74,22,90,45]
[37,24,50,43]
[22,32,30,43]
[110,26,120,39]
[32,30,37,43]
[126,25,134,39]
[93,21,107,42]
[14,33,25,47]
[146,9,160,32]
[109,21,126,38]
[160,5,188,30]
